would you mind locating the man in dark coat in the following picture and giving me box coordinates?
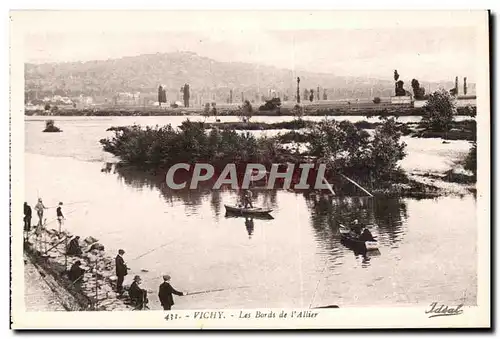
[24,202,32,232]
[158,275,185,310]
[128,275,148,310]
[68,260,85,284]
[115,249,128,294]
[359,228,375,242]
[67,236,83,256]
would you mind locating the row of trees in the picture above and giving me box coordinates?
[158,84,191,107]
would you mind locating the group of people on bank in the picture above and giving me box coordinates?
[25,198,186,311]
[114,249,186,310]
[24,198,65,235]
[64,242,186,311]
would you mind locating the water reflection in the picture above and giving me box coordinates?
[244,217,254,239]
[304,192,408,265]
[106,162,408,267]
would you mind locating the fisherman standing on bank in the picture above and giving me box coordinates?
[115,249,129,294]
[23,202,32,237]
[56,202,65,233]
[158,275,186,310]
[35,198,47,228]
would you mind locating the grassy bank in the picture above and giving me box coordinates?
[25,105,476,117]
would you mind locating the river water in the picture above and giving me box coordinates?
[24,116,477,310]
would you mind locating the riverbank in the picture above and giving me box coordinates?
[25,105,476,117]
[24,254,66,311]
[24,228,136,311]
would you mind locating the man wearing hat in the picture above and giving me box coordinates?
[128,275,148,310]
[67,236,83,256]
[115,249,128,294]
[158,275,185,310]
[68,260,85,284]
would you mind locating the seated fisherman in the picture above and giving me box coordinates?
[128,275,149,310]
[67,236,83,256]
[359,227,375,242]
[68,260,85,284]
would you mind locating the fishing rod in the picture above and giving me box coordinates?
[308,258,330,309]
[44,208,79,227]
[43,235,71,254]
[128,240,176,262]
[185,286,251,296]
[45,201,91,209]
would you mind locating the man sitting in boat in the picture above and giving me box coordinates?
[359,227,375,242]
[352,219,362,235]
[243,189,254,208]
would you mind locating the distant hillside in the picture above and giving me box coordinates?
[24,51,473,103]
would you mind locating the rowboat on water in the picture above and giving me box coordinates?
[224,204,273,216]
[339,226,379,251]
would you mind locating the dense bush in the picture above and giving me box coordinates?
[293,104,304,120]
[463,142,477,177]
[101,118,407,189]
[239,100,253,122]
[205,119,311,131]
[306,118,406,185]
[100,120,285,168]
[43,120,62,132]
[421,89,456,131]
[259,98,281,111]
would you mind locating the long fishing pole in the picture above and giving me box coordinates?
[128,240,177,262]
[45,201,90,209]
[43,235,71,254]
[44,208,79,227]
[185,286,251,296]
[308,258,330,309]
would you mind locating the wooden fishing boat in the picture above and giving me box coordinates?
[224,204,273,216]
[340,232,379,251]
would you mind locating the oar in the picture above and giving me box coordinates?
[340,174,374,197]
[186,286,250,296]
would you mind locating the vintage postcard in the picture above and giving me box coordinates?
[10,10,490,329]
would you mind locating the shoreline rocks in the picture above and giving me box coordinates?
[24,228,137,311]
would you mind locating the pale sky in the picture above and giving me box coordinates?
[19,11,486,82]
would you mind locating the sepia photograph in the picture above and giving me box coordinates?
[10,9,490,329]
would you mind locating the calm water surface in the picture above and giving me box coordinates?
[24,116,477,309]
